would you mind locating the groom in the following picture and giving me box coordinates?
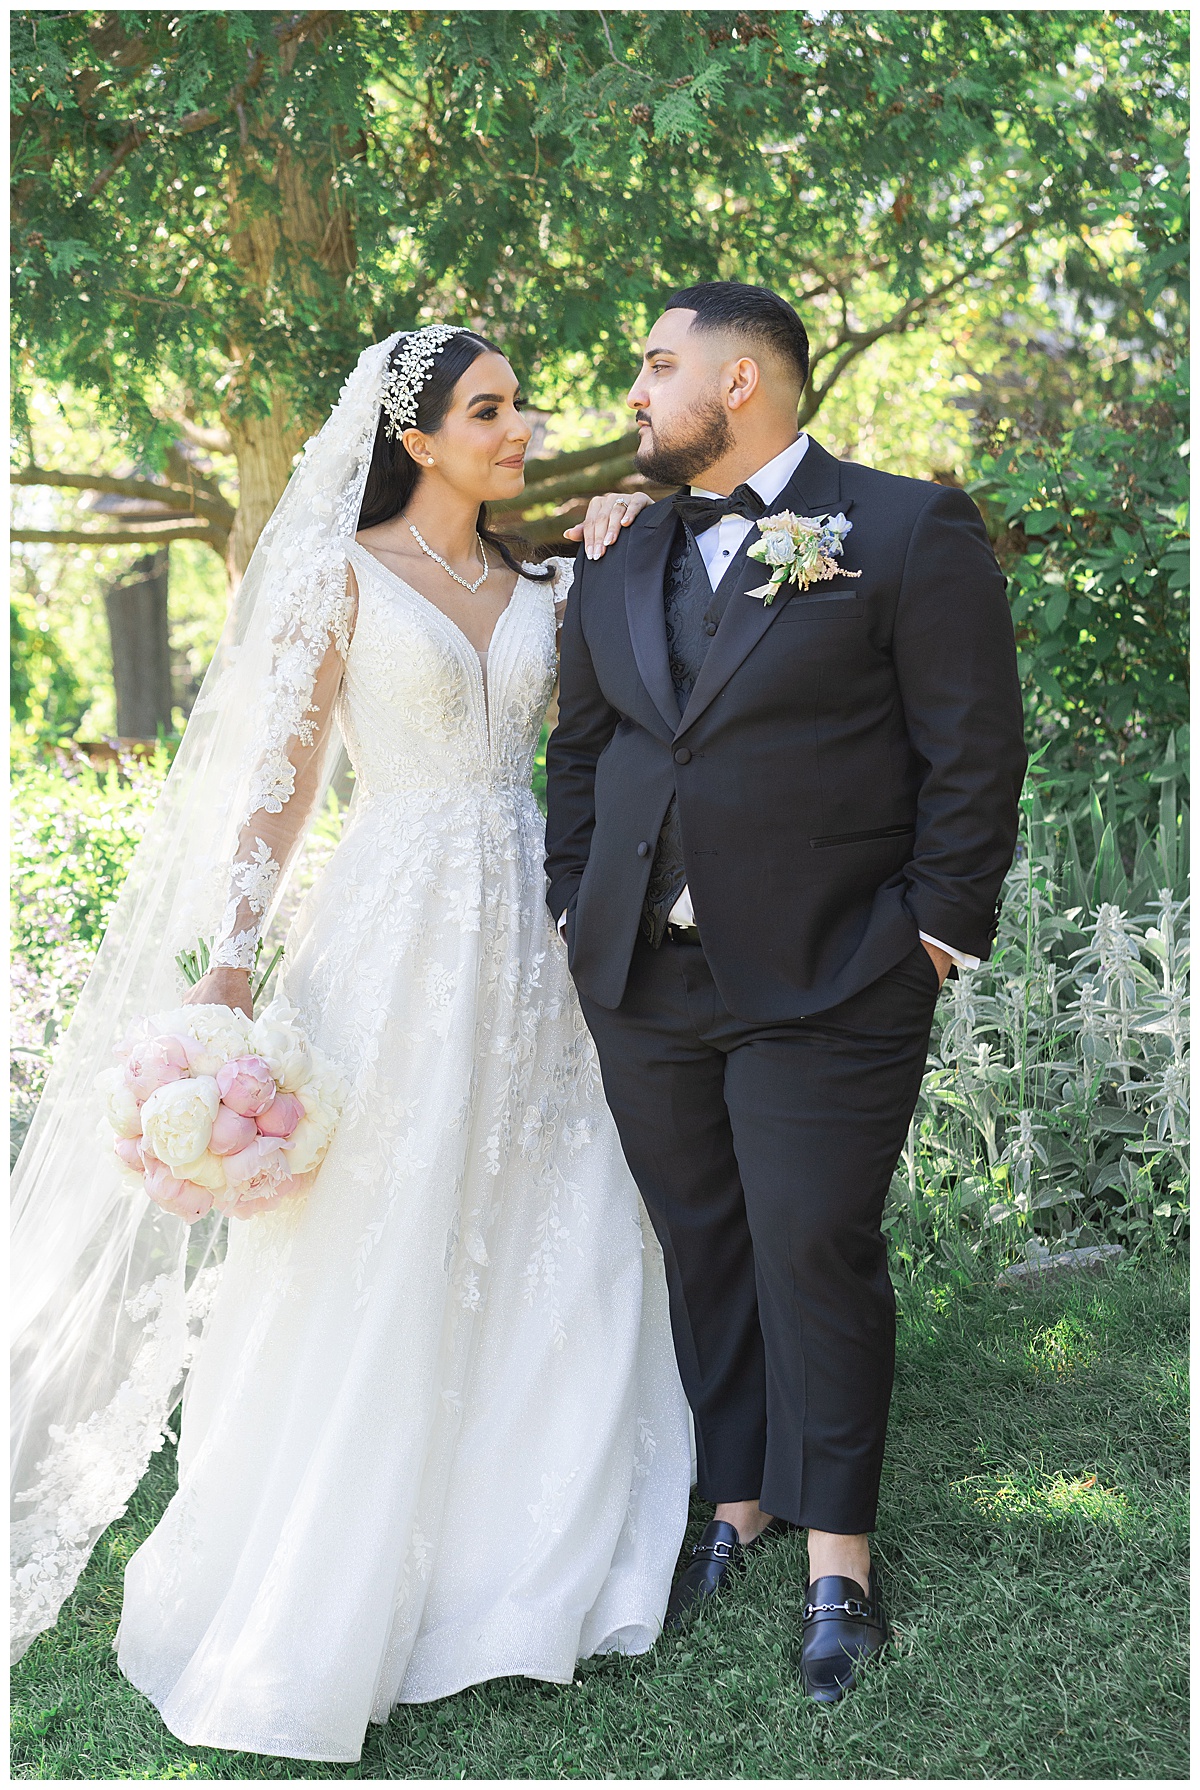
[545,281,1026,1701]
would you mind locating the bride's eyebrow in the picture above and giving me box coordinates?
[467,391,514,408]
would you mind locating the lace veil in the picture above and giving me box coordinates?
[10,330,405,1661]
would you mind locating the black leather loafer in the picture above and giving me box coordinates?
[663,1518,779,1631]
[800,1568,889,1703]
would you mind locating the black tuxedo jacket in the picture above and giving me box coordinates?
[544,436,1027,1020]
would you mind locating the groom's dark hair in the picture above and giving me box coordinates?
[665,281,810,391]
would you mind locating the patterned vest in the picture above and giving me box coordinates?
[640,523,739,945]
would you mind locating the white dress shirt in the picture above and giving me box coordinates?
[565,436,979,972]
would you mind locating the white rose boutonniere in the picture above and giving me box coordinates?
[746,510,861,605]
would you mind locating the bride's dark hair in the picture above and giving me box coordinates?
[357,329,554,581]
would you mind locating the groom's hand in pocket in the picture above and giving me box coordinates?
[921,941,953,987]
[564,490,654,560]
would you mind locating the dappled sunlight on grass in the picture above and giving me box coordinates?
[1025,1313,1099,1378]
[11,1254,1185,1780]
[955,1469,1130,1530]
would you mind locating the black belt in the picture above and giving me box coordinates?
[664,921,702,947]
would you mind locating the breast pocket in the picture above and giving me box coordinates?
[776,591,867,622]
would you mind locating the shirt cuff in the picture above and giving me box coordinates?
[919,932,980,972]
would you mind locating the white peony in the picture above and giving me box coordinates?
[249,1001,311,1092]
[156,1004,253,1075]
[94,1066,143,1139]
[170,1149,228,1191]
[140,1075,221,1171]
[282,1059,346,1172]
[281,1115,332,1175]
[114,1016,156,1061]
[300,1056,347,1121]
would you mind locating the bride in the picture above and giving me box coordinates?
[10,326,688,1763]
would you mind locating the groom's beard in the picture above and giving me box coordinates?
[635,393,734,488]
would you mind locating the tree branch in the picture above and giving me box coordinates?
[506,457,639,512]
[521,430,639,485]
[166,416,235,455]
[114,287,201,312]
[11,466,234,528]
[12,521,224,547]
[275,12,340,50]
[800,220,1033,423]
[86,126,149,200]
[76,11,330,205]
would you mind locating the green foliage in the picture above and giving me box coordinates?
[11,741,172,971]
[10,596,89,742]
[11,10,1188,437]
[11,733,1190,1262]
[888,753,1189,1280]
[10,1258,1187,1778]
[9,741,171,1162]
[972,370,1189,802]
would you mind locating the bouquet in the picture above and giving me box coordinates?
[96,997,348,1224]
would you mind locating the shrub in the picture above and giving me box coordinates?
[972,370,1189,838]
[11,741,1190,1266]
[10,742,171,1160]
[888,740,1190,1278]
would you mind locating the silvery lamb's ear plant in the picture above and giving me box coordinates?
[888,735,1189,1279]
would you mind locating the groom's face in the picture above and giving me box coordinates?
[627,309,734,487]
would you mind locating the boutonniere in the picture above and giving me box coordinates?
[746,510,861,605]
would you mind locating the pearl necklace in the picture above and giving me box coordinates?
[408,523,490,593]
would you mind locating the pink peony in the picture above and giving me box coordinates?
[114,1017,155,1061]
[113,1137,144,1171]
[255,1091,305,1138]
[124,1035,191,1103]
[139,1148,214,1223]
[216,1055,276,1117]
[222,1134,291,1188]
[208,1103,259,1156]
[216,1169,313,1221]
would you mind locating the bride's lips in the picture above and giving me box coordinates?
[498,454,526,470]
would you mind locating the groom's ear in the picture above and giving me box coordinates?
[724,355,762,411]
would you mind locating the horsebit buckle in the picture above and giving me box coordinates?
[803,1597,870,1621]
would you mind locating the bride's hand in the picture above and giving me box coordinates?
[563,490,654,560]
[184,966,254,1019]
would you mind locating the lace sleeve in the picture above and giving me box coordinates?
[210,565,358,969]
[544,554,577,631]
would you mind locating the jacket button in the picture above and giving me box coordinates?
[637,841,650,857]
[704,620,717,635]
[674,747,692,764]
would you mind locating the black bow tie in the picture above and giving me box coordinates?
[672,482,767,536]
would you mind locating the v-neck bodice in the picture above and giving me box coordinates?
[340,543,570,801]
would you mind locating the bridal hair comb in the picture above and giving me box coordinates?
[380,324,468,439]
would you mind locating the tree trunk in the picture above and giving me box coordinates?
[221,32,357,585]
[224,398,308,584]
[104,551,172,738]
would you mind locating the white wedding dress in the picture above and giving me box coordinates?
[115,548,691,1762]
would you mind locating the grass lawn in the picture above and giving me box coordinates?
[11,1252,1187,1781]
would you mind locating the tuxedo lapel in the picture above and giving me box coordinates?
[676,438,852,740]
[623,502,681,735]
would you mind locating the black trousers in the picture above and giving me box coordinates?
[579,932,940,1535]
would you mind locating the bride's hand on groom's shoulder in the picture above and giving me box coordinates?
[184,966,254,1019]
[564,490,654,560]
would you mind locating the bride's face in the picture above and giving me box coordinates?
[406,352,532,505]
